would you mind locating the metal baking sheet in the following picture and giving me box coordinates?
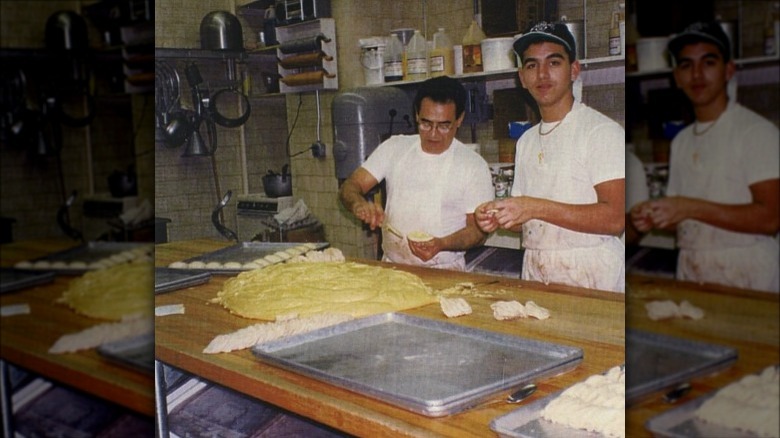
[490,369,621,438]
[626,329,737,405]
[0,268,55,293]
[14,242,151,275]
[155,267,211,294]
[97,333,154,374]
[252,313,583,417]
[173,241,329,275]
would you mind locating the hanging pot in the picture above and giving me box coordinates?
[262,166,292,197]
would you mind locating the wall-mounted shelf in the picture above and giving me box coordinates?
[627,54,780,78]
[367,55,626,88]
[275,18,337,93]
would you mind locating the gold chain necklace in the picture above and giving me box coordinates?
[537,120,563,164]
[693,118,718,136]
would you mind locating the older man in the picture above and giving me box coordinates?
[340,76,494,270]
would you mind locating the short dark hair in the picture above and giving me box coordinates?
[412,76,467,119]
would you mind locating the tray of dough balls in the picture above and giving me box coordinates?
[489,365,625,438]
[12,242,153,275]
[167,241,329,274]
[644,364,779,438]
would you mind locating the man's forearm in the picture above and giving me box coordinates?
[534,198,625,236]
[681,197,779,235]
[339,180,366,214]
[439,218,488,251]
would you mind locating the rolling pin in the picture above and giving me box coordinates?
[280,70,335,86]
[279,34,330,54]
[278,52,334,69]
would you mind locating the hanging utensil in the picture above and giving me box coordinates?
[211,190,238,242]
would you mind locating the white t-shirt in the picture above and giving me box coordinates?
[362,135,494,268]
[626,151,649,212]
[666,100,779,292]
[511,102,625,292]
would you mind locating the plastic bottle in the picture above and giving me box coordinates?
[430,28,454,77]
[405,30,428,80]
[494,169,509,199]
[384,32,404,82]
[608,2,621,56]
[462,19,486,73]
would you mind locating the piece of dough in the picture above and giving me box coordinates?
[252,258,270,267]
[645,300,681,320]
[491,300,527,320]
[541,365,625,438]
[439,297,472,318]
[204,313,353,354]
[695,365,779,437]
[51,261,68,269]
[15,261,33,269]
[242,262,261,270]
[169,261,188,269]
[224,261,243,270]
[264,254,283,264]
[285,247,304,257]
[679,300,705,320]
[274,251,292,261]
[57,261,153,320]
[407,231,434,242]
[524,300,550,320]
[214,262,437,320]
[49,315,152,354]
[188,261,207,269]
[69,261,87,269]
[205,261,223,270]
[33,260,51,269]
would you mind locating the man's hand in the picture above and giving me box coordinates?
[353,201,385,230]
[630,201,655,233]
[408,238,442,262]
[475,201,500,233]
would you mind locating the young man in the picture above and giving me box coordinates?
[339,76,494,270]
[475,22,626,292]
[630,21,779,292]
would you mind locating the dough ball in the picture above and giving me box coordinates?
[33,260,52,269]
[15,261,33,269]
[274,251,292,261]
[69,261,87,269]
[223,261,243,270]
[264,254,283,264]
[407,231,434,242]
[205,261,223,270]
[188,261,207,269]
[169,261,188,269]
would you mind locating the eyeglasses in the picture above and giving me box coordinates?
[417,119,454,134]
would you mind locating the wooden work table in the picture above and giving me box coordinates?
[0,239,154,418]
[626,274,780,437]
[155,239,624,437]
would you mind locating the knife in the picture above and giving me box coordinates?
[506,383,537,404]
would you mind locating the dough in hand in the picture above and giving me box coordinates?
[407,231,434,242]
[439,297,472,318]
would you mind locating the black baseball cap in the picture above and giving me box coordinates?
[513,21,577,62]
[667,21,731,62]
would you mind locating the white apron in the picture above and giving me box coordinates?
[381,142,464,270]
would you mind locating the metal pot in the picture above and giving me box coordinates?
[200,11,244,52]
[262,166,292,197]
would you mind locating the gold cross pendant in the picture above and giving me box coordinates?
[692,151,699,164]
[538,151,544,164]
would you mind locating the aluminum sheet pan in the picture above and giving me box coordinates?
[97,333,153,374]
[626,329,737,405]
[155,267,211,294]
[0,268,55,293]
[14,242,151,275]
[644,365,779,438]
[491,381,610,437]
[252,313,583,417]
[173,241,329,275]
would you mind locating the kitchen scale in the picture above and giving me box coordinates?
[236,194,296,241]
